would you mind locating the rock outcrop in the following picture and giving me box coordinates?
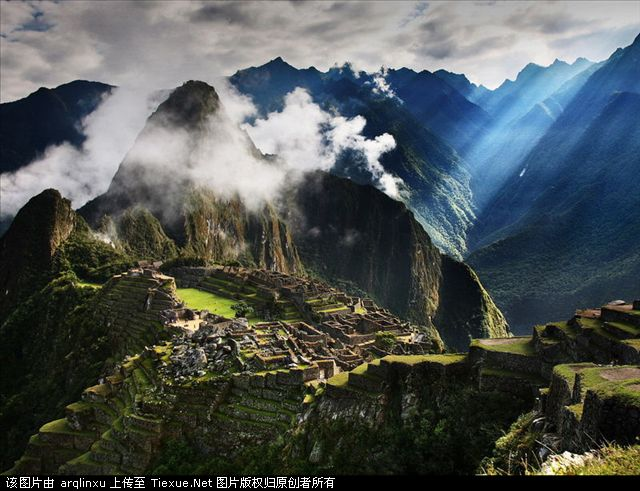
[0,189,76,322]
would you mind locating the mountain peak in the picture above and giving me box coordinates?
[150,80,220,128]
[264,56,295,69]
[550,58,569,67]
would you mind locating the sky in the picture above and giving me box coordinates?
[1,0,639,102]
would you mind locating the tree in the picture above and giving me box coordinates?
[231,301,254,318]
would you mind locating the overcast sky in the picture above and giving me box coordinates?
[1,0,639,102]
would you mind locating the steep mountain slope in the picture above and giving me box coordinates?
[467,60,604,211]
[473,58,593,124]
[0,188,169,469]
[231,59,476,257]
[433,69,490,103]
[290,172,507,350]
[0,81,112,173]
[384,67,492,153]
[468,34,640,331]
[0,189,76,322]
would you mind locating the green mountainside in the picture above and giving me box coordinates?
[468,35,640,331]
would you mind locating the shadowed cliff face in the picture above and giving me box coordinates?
[0,189,76,322]
[289,172,508,350]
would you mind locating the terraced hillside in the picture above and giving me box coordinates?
[172,268,303,324]
[95,271,179,357]
[6,297,639,475]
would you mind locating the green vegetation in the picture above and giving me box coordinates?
[482,411,541,475]
[285,382,529,475]
[177,288,273,324]
[375,331,397,351]
[0,273,108,470]
[231,301,255,318]
[160,255,209,272]
[76,281,102,289]
[177,288,238,318]
[471,337,536,356]
[117,207,177,259]
[326,372,349,388]
[57,220,135,283]
[543,445,640,475]
[150,438,286,475]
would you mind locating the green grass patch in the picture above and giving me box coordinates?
[471,337,536,356]
[545,444,640,475]
[76,281,102,289]
[176,287,297,324]
[40,419,86,435]
[326,371,349,388]
[177,288,239,318]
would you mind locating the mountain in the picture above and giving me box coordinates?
[80,80,304,274]
[290,172,507,350]
[79,80,506,349]
[384,67,492,153]
[231,59,476,257]
[433,69,490,103]
[473,57,594,125]
[0,80,112,173]
[466,60,605,211]
[468,34,640,331]
[0,189,76,322]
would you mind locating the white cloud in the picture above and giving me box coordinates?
[0,87,161,217]
[371,67,398,99]
[1,1,638,101]
[243,88,402,198]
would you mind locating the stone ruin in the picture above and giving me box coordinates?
[160,265,444,378]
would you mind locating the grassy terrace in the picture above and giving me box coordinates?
[471,337,536,356]
[554,364,640,403]
[326,371,349,388]
[177,288,239,318]
[177,283,302,324]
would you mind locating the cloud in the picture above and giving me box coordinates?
[243,88,402,198]
[1,1,638,101]
[371,67,399,99]
[0,87,162,218]
[1,81,401,220]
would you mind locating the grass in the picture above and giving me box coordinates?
[39,418,92,436]
[326,371,349,388]
[471,337,536,356]
[177,288,239,318]
[76,281,103,289]
[553,364,640,404]
[592,380,640,406]
[177,287,299,325]
[350,363,370,375]
[542,445,640,475]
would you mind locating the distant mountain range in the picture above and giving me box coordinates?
[0,80,112,173]
[1,33,638,332]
